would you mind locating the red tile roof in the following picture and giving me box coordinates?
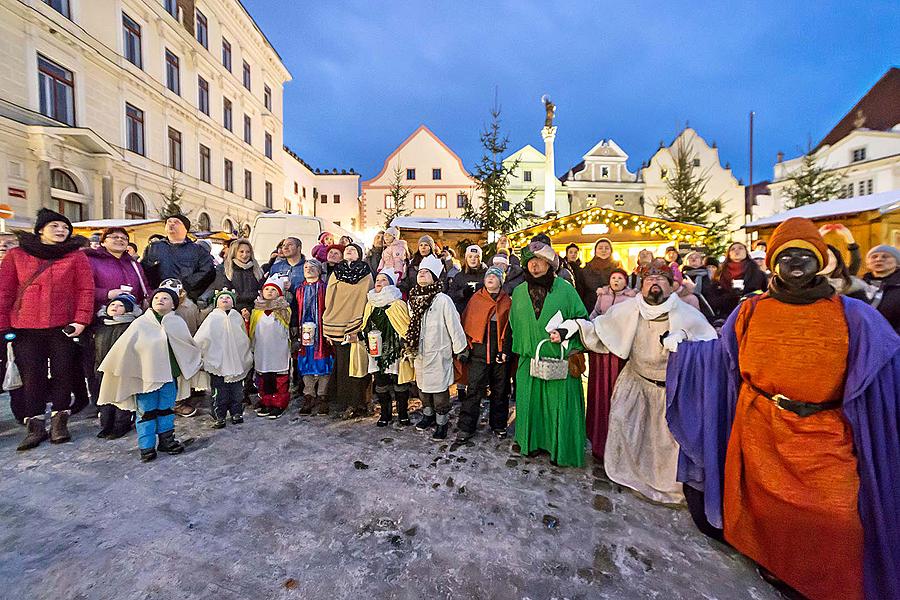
[814,67,900,152]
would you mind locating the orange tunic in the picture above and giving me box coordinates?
[725,295,864,600]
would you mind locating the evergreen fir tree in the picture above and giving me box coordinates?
[782,147,845,208]
[379,165,412,229]
[462,100,533,242]
[654,132,731,254]
[157,176,192,228]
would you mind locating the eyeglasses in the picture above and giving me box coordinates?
[105,235,129,241]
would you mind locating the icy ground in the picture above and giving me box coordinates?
[0,394,781,600]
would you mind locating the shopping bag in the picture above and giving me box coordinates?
[348,340,370,378]
[3,341,22,391]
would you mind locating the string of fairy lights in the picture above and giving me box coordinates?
[508,207,708,248]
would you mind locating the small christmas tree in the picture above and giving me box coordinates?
[157,176,192,228]
[782,146,845,208]
[378,165,412,229]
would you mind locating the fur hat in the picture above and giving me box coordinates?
[262,274,287,296]
[766,217,827,271]
[214,288,237,306]
[485,266,506,284]
[151,287,180,308]
[159,278,184,298]
[521,241,559,270]
[419,254,443,279]
[377,267,398,285]
[33,208,72,236]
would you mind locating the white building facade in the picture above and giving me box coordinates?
[281,146,361,231]
[559,139,643,215]
[503,144,567,216]
[641,128,745,238]
[360,125,480,232]
[0,0,290,235]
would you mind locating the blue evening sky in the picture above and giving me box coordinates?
[242,0,899,185]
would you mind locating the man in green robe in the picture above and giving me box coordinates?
[510,240,588,467]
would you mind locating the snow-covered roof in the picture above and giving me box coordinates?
[744,189,900,228]
[390,216,481,231]
[72,218,161,228]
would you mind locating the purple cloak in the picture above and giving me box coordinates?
[666,296,900,600]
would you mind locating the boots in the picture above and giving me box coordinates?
[17,417,48,451]
[432,413,450,440]
[140,447,157,462]
[298,394,315,415]
[107,408,133,440]
[314,396,329,416]
[416,410,436,431]
[395,390,410,426]
[156,430,185,455]
[376,392,392,427]
[50,410,71,444]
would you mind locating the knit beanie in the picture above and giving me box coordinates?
[377,267,398,285]
[164,213,191,231]
[418,235,436,251]
[34,207,72,235]
[466,244,483,259]
[304,257,324,274]
[214,288,237,306]
[866,244,900,264]
[346,243,364,261]
[151,287,180,308]
[385,226,400,239]
[766,217,827,271]
[112,293,137,313]
[485,266,506,284]
[318,231,333,244]
[262,274,287,296]
[491,253,510,267]
[159,278,184,298]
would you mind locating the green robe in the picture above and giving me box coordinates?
[511,277,588,467]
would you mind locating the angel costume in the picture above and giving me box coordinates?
[195,306,253,422]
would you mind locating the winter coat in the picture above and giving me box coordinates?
[447,265,487,314]
[590,286,637,319]
[366,246,384,274]
[716,258,769,316]
[267,257,306,297]
[0,236,94,331]
[85,247,150,309]
[863,269,900,333]
[140,238,215,301]
[202,262,264,312]
[461,287,512,362]
[377,239,409,275]
[414,293,467,393]
[93,319,134,370]
[578,257,623,311]
[502,264,526,295]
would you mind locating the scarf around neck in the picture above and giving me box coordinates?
[406,281,442,354]
[525,269,555,318]
[367,285,403,308]
[15,230,88,260]
[334,259,372,284]
[637,292,679,320]
[254,295,291,325]
[767,275,834,305]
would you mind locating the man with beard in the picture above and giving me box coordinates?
[667,218,899,600]
[553,258,715,500]
[510,240,588,467]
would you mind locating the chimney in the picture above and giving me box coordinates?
[776,151,784,163]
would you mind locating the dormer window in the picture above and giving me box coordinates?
[851,147,866,163]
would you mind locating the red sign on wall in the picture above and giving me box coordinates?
[8,187,26,199]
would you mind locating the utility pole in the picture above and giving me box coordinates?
[747,111,755,225]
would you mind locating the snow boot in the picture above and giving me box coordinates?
[107,409,133,439]
[17,417,48,451]
[140,448,157,462]
[231,415,244,425]
[210,419,226,429]
[432,412,450,439]
[416,408,436,430]
[314,395,329,416]
[268,407,285,419]
[376,392,392,427]
[157,430,185,455]
[298,394,315,415]
[255,405,271,417]
[49,410,71,444]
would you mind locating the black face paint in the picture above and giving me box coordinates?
[775,248,819,288]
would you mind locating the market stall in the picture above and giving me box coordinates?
[508,207,707,271]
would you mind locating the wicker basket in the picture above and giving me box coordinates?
[530,338,568,381]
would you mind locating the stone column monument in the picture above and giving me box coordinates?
[541,95,557,215]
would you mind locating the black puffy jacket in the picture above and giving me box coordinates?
[140,238,215,301]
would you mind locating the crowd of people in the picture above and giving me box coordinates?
[0,207,898,600]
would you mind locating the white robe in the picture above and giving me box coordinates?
[414,293,467,394]
[194,308,253,383]
[98,310,203,411]
[568,293,716,503]
[252,312,290,374]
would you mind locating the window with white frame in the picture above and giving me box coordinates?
[223,98,232,131]
[265,181,273,208]
[242,60,251,91]
[264,132,272,159]
[264,85,272,111]
[38,55,75,126]
[199,144,211,183]
[406,168,416,180]
[435,194,447,209]
[224,158,233,192]
[385,194,396,209]
[222,38,232,71]
[243,114,251,144]
[164,0,177,17]
[125,193,146,219]
[523,170,532,182]
[43,0,70,18]
[414,194,425,209]
[168,127,182,171]
[198,76,209,115]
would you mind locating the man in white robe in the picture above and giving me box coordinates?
[554,259,716,502]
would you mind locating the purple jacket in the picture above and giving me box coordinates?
[85,247,150,309]
[667,296,900,600]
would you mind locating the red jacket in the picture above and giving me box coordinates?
[0,246,95,330]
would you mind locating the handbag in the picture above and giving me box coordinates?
[348,340,370,378]
[397,352,416,385]
[529,338,568,381]
[3,341,22,391]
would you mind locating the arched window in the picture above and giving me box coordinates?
[222,218,235,235]
[124,193,146,219]
[197,212,211,232]
[50,169,78,192]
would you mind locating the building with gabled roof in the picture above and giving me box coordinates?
[503,144,567,216]
[360,125,479,231]
[559,138,643,214]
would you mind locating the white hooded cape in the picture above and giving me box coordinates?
[567,293,716,359]
[194,308,253,383]
[98,310,204,411]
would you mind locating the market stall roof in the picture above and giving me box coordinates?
[72,218,161,229]
[390,216,481,231]
[508,207,708,247]
[744,190,900,230]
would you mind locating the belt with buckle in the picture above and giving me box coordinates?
[639,374,667,388]
[746,382,842,417]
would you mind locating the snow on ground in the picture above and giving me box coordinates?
[0,395,780,600]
